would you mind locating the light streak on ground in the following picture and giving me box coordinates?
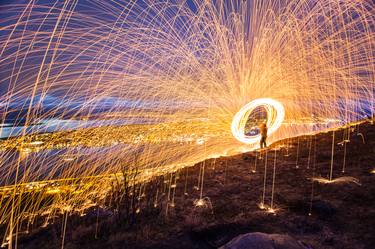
[311,176,361,185]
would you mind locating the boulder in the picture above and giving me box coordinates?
[219,232,310,249]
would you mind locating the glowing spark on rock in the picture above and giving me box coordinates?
[195,199,205,207]
[258,203,267,210]
[267,208,277,215]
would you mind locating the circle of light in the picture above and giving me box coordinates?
[231,98,285,144]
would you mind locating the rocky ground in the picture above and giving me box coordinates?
[15,121,375,249]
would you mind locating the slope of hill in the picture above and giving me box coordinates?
[15,121,375,249]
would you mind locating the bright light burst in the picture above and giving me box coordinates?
[0,0,374,243]
[231,98,285,144]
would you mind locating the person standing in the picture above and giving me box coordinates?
[259,122,268,149]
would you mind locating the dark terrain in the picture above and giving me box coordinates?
[15,121,375,249]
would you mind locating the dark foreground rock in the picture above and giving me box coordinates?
[220,232,310,249]
[7,121,375,249]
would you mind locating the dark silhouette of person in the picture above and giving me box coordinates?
[259,122,267,149]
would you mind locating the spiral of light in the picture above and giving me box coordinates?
[231,98,285,144]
